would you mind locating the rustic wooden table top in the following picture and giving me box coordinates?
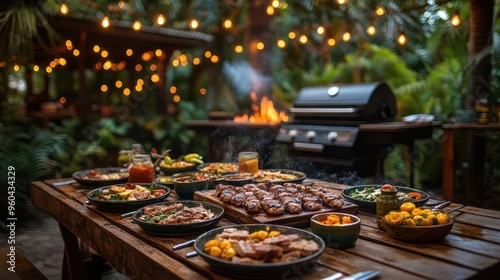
[31,178,500,280]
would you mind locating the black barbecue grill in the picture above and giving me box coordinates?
[275,82,402,176]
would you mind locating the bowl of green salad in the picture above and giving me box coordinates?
[341,185,429,213]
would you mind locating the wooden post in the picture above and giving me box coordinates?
[77,31,89,122]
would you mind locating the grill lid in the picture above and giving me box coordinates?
[290,82,397,123]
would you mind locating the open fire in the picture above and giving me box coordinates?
[234,92,289,124]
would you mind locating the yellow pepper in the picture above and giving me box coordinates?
[221,246,237,260]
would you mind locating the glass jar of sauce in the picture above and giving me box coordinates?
[117,150,133,167]
[376,184,401,230]
[128,154,155,183]
[475,98,489,124]
[238,151,259,174]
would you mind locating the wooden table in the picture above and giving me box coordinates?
[31,178,500,280]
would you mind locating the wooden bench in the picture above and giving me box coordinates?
[0,247,47,280]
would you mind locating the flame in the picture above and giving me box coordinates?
[234,92,289,124]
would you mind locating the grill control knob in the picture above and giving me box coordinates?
[306,130,316,140]
[327,131,339,141]
[288,129,298,138]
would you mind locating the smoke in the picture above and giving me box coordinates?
[222,61,273,100]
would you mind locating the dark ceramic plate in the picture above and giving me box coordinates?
[72,167,129,187]
[341,185,430,213]
[253,169,306,184]
[132,201,224,236]
[194,224,325,280]
[87,183,170,213]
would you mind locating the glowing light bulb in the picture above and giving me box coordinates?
[272,0,280,8]
[234,45,243,53]
[132,20,142,31]
[299,35,308,44]
[102,16,110,28]
[288,32,296,39]
[277,39,286,48]
[397,32,407,45]
[60,2,69,15]
[157,14,166,25]
[256,42,265,50]
[223,19,233,29]
[317,26,325,35]
[266,6,274,15]
[367,25,376,36]
[337,0,346,5]
[375,7,385,16]
[190,19,199,29]
[327,38,336,46]
[342,32,351,42]
[451,13,461,26]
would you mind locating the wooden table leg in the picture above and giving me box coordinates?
[59,223,85,280]
[442,129,455,200]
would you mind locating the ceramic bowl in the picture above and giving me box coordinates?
[382,219,453,243]
[173,171,211,199]
[222,173,254,186]
[310,212,361,249]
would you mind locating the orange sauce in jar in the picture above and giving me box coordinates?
[238,152,259,174]
[129,155,155,183]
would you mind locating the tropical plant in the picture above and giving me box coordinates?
[0,113,66,228]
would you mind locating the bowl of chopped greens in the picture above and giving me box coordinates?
[341,185,429,213]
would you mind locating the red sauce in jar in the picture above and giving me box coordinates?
[129,165,155,183]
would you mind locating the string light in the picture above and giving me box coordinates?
[277,39,286,48]
[93,45,100,52]
[367,25,376,36]
[397,31,407,45]
[73,49,80,56]
[189,19,199,29]
[132,19,142,31]
[337,0,347,5]
[210,55,220,63]
[272,0,280,8]
[60,1,69,15]
[299,35,308,44]
[126,49,133,56]
[327,38,336,46]
[317,26,325,35]
[342,32,351,42]
[266,6,274,15]
[193,57,201,65]
[102,16,110,28]
[101,50,108,58]
[13,65,20,71]
[451,12,461,26]
[155,49,163,57]
[115,81,123,88]
[288,32,296,39]
[223,19,233,29]
[234,45,243,53]
[33,65,39,71]
[375,7,385,16]
[157,14,166,25]
[256,42,265,50]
